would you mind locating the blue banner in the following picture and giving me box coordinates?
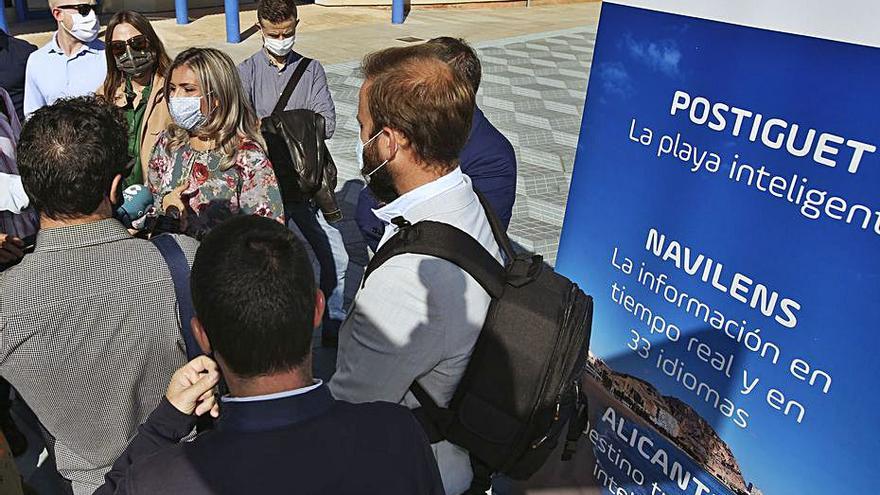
[557,3,880,495]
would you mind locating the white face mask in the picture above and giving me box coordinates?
[357,131,389,180]
[169,95,208,131]
[264,35,296,57]
[61,9,100,43]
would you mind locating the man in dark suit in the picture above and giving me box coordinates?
[355,37,517,252]
[0,29,37,122]
[95,215,444,495]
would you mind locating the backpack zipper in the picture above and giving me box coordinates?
[526,286,580,450]
[530,286,589,450]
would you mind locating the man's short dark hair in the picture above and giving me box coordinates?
[17,96,129,220]
[257,0,297,24]
[427,37,482,93]
[191,215,316,378]
[362,45,475,171]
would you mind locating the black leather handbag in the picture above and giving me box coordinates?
[260,57,342,221]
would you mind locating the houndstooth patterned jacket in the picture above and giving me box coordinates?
[0,219,196,494]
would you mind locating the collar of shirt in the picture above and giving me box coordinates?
[221,379,324,403]
[372,167,466,243]
[48,31,103,58]
[0,33,8,52]
[216,383,335,434]
[34,218,132,252]
[262,48,299,72]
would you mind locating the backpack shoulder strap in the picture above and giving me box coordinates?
[410,382,493,495]
[362,217,506,298]
[151,234,201,360]
[272,57,313,116]
[409,381,450,443]
[473,189,516,262]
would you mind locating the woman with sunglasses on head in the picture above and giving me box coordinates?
[147,47,285,230]
[97,11,172,187]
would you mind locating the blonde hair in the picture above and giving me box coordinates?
[164,47,266,171]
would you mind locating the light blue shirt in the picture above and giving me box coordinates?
[23,32,106,119]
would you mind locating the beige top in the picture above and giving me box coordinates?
[97,71,173,184]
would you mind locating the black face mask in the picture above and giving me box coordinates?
[115,47,156,78]
[360,140,399,204]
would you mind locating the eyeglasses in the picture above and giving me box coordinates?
[109,35,150,56]
[56,3,95,16]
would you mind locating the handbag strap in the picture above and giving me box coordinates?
[151,234,201,360]
[272,57,313,116]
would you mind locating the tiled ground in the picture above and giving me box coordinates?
[325,26,597,274]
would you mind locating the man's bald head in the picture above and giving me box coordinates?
[360,45,475,171]
[427,37,481,94]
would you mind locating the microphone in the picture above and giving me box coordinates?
[114,184,154,228]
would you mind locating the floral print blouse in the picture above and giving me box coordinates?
[147,132,285,223]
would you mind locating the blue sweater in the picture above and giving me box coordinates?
[94,385,444,494]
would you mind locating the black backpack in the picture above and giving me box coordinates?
[362,192,593,493]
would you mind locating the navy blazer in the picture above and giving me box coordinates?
[0,31,37,122]
[356,106,517,251]
[95,385,444,494]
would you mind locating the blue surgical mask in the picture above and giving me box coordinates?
[357,131,388,181]
[169,95,208,131]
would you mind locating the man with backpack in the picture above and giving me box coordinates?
[354,37,517,254]
[332,44,594,495]
[238,0,348,347]
[329,45,502,494]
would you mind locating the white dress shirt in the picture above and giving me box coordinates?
[0,107,28,214]
[221,380,323,403]
[0,173,29,214]
[372,167,467,247]
[331,168,502,495]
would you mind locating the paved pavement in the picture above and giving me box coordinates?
[14,2,600,65]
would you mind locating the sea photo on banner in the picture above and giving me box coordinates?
[553,1,880,494]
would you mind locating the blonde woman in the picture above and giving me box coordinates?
[148,48,285,224]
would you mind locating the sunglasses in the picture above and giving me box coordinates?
[110,35,150,56]
[56,3,95,16]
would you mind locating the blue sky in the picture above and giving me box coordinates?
[558,4,880,494]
